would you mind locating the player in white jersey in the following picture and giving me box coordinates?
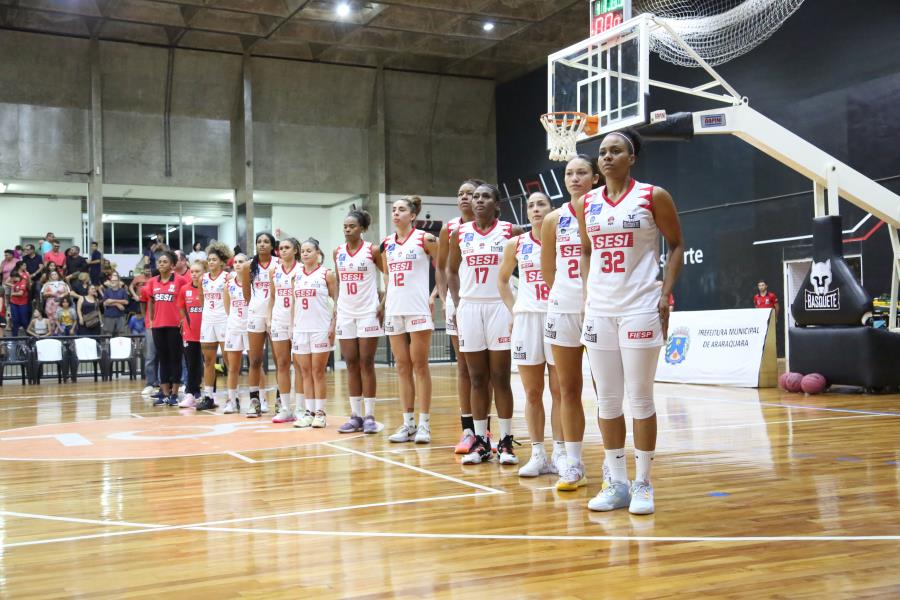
[334,209,384,435]
[448,183,522,465]
[289,238,337,429]
[244,232,278,418]
[575,129,683,516]
[267,238,302,424]
[497,192,567,476]
[196,242,233,412]
[381,195,439,444]
[222,254,250,414]
[541,155,602,490]
[437,179,482,454]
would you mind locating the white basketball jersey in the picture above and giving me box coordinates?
[248,257,279,317]
[202,271,227,323]
[294,266,333,332]
[226,273,248,331]
[583,180,661,316]
[335,241,379,318]
[512,232,548,314]
[384,229,431,317]
[548,202,584,314]
[270,262,298,324]
[458,220,514,303]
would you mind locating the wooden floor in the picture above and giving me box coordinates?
[1,364,899,598]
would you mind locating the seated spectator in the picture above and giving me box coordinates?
[26,309,52,338]
[8,271,31,336]
[128,313,146,335]
[78,285,102,336]
[55,297,78,336]
[102,273,129,336]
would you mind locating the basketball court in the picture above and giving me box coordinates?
[2,0,900,597]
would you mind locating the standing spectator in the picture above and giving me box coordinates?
[753,280,779,319]
[13,245,23,260]
[70,272,90,300]
[22,244,43,280]
[9,272,32,336]
[77,285,102,336]
[100,259,115,284]
[188,242,206,265]
[1,249,16,283]
[0,287,6,337]
[26,309,52,338]
[65,246,88,282]
[55,297,78,336]
[41,270,70,328]
[43,240,67,274]
[139,279,160,397]
[173,250,190,281]
[143,233,168,275]
[39,232,55,257]
[102,273,129,336]
[87,241,103,285]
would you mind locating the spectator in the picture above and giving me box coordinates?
[41,270,70,325]
[55,296,77,336]
[174,250,190,281]
[21,244,43,280]
[753,280,780,318]
[188,241,206,265]
[138,279,160,396]
[70,272,90,300]
[43,240,67,273]
[26,309,52,338]
[129,266,151,300]
[143,233,168,275]
[8,271,31,336]
[77,285,102,335]
[227,245,242,269]
[13,245,23,260]
[0,287,6,337]
[65,246,88,282]
[39,261,61,287]
[39,232,55,257]
[102,273,129,335]
[87,241,103,285]
[1,249,16,283]
[100,259,115,284]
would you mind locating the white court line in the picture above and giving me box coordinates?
[668,393,900,418]
[322,441,505,495]
[225,451,256,463]
[130,413,145,419]
[0,510,163,529]
[187,526,900,544]
[2,492,492,549]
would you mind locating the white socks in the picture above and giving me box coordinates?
[606,448,628,483]
[565,441,583,467]
[531,442,545,457]
[203,385,214,398]
[305,396,315,412]
[418,413,430,428]
[315,399,326,412]
[227,389,237,402]
[553,440,566,456]
[403,412,415,428]
[364,397,376,417]
[474,419,488,438]
[294,394,305,413]
[499,418,512,439]
[635,449,654,483]
[349,396,362,417]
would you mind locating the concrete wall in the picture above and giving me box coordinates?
[0,196,83,246]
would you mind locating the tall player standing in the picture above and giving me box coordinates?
[244,233,279,418]
[541,155,601,490]
[222,253,250,414]
[381,196,438,444]
[498,192,563,477]
[575,130,683,515]
[267,238,302,424]
[196,243,233,412]
[334,210,384,434]
[448,184,522,465]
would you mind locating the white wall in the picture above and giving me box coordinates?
[0,196,82,248]
[271,201,360,267]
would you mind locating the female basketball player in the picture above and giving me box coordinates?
[448,184,522,465]
[437,179,481,453]
[177,260,204,408]
[267,238,301,423]
[575,129,683,515]
[222,253,250,414]
[541,154,601,490]
[498,192,564,476]
[196,243,233,411]
[382,196,438,444]
[291,239,337,428]
[146,251,184,406]
[334,209,384,434]
[244,232,278,418]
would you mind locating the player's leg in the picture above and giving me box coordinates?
[552,344,586,490]
[408,327,433,443]
[310,350,331,428]
[270,337,294,423]
[199,338,219,410]
[517,363,551,476]
[450,335,475,453]
[246,330,267,417]
[387,329,416,442]
[358,335,380,432]
[338,334,364,433]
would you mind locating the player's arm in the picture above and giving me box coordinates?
[332,248,341,307]
[447,231,463,309]
[435,224,450,301]
[223,276,232,317]
[266,266,276,323]
[574,196,591,285]
[498,238,518,314]
[511,224,524,237]
[147,292,155,329]
[652,187,684,339]
[240,261,252,300]
[541,209,560,290]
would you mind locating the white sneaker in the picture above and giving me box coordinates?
[141,385,155,397]
[389,424,416,443]
[260,398,269,413]
[550,450,567,475]
[272,407,295,423]
[518,453,553,477]
[223,399,237,414]
[311,410,327,428]
[588,480,632,512]
[629,480,655,515]
[555,463,588,491]
[414,424,431,444]
[178,393,196,408]
[294,410,314,428]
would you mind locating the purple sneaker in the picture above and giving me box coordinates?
[338,415,364,433]
[363,415,378,434]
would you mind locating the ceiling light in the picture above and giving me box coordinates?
[0,182,7,193]
[336,2,351,18]
[483,22,495,32]
[183,216,197,225]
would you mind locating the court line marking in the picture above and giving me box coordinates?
[186,526,900,544]
[1,492,493,549]
[130,413,145,419]
[671,394,900,418]
[0,510,164,529]
[0,390,143,401]
[235,444,459,464]
[322,441,505,495]
[224,451,256,463]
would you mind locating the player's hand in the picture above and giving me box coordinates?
[376,303,385,324]
[428,295,435,317]
[658,295,670,340]
[328,327,335,345]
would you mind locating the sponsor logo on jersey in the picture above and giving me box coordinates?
[665,327,690,365]
[525,270,544,283]
[185,290,193,298]
[491,244,505,252]
[405,251,417,259]
[206,292,222,300]
[560,244,582,257]
[466,254,499,266]
[154,293,175,302]
[590,203,603,215]
[389,261,412,272]
[276,288,292,297]
[231,300,247,308]
[340,272,364,281]
[607,216,616,226]
[592,232,634,249]
[464,233,474,242]
[411,318,426,326]
[544,318,556,339]
[339,253,347,261]
[521,243,533,255]
[294,289,316,297]
[559,216,571,228]
[189,306,202,314]
[623,213,641,229]
[387,244,396,251]
[498,336,510,344]
[627,330,654,340]
[364,325,381,332]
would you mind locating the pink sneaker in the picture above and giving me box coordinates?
[454,429,476,454]
[178,393,196,408]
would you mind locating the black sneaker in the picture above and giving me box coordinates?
[461,435,492,465]
[497,434,520,465]
[196,396,217,411]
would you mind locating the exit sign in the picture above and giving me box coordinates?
[590,0,631,36]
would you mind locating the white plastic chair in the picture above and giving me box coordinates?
[108,337,136,380]
[34,338,64,384]
[74,337,103,381]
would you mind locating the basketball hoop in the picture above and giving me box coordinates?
[540,112,599,161]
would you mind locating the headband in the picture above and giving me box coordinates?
[607,131,635,155]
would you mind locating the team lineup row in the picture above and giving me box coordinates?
[142,128,683,515]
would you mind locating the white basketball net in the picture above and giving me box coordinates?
[635,0,806,66]
[540,113,589,162]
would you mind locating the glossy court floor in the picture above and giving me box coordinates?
[1,364,899,598]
